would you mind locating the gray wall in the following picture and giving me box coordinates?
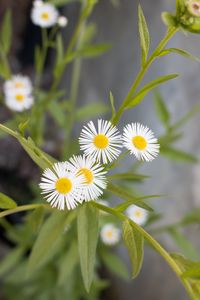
[65,0,200,299]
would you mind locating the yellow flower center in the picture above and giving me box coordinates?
[132,136,147,150]
[15,82,24,88]
[134,210,142,218]
[15,94,25,102]
[106,230,113,238]
[78,168,93,184]
[188,1,200,16]
[41,12,49,20]
[93,134,109,149]
[55,177,72,194]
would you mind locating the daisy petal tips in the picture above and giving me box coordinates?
[39,162,84,210]
[79,119,122,164]
[100,223,121,246]
[126,205,148,226]
[122,123,160,161]
[68,155,107,202]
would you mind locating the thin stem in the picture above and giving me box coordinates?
[92,202,197,300]
[0,204,48,219]
[112,27,178,125]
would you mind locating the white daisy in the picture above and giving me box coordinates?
[57,16,68,27]
[5,89,34,112]
[33,0,43,7]
[3,75,32,95]
[122,123,160,161]
[187,0,200,16]
[31,2,59,28]
[68,155,107,202]
[126,205,148,226]
[100,223,121,246]
[39,162,84,210]
[79,119,122,164]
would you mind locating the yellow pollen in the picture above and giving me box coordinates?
[106,230,113,238]
[134,210,142,218]
[15,94,25,102]
[78,168,93,184]
[55,177,72,194]
[15,82,24,88]
[93,134,109,149]
[132,135,147,150]
[41,12,49,20]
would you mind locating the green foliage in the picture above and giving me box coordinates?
[0,10,12,55]
[154,91,170,128]
[0,193,17,209]
[158,48,200,62]
[122,220,144,278]
[161,146,198,163]
[77,203,99,292]
[138,5,150,66]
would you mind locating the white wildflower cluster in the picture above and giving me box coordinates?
[3,75,34,112]
[39,119,159,212]
[31,1,68,28]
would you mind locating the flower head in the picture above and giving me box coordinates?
[33,0,43,7]
[122,123,159,161]
[39,162,84,210]
[68,155,107,202]
[126,205,148,226]
[4,89,34,112]
[31,2,59,28]
[79,119,122,164]
[57,16,68,27]
[3,75,32,94]
[100,223,121,246]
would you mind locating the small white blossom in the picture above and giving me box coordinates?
[57,16,68,27]
[31,2,59,28]
[100,223,121,246]
[126,205,148,226]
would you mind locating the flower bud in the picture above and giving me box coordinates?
[57,16,68,27]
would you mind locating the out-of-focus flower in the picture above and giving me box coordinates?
[68,155,107,201]
[162,0,200,34]
[3,75,34,112]
[57,16,68,27]
[122,123,159,161]
[31,2,59,28]
[39,162,84,210]
[100,223,121,246]
[126,205,148,226]
[79,119,122,164]
[33,0,43,7]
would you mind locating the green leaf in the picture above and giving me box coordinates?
[138,5,150,66]
[168,228,199,260]
[48,100,66,127]
[34,46,43,74]
[122,220,144,278]
[0,192,17,209]
[172,102,200,130]
[158,48,200,62]
[108,183,154,212]
[182,263,200,279]
[28,211,76,273]
[54,34,64,79]
[75,102,109,121]
[0,10,12,54]
[161,146,198,163]
[154,91,170,127]
[100,250,129,280]
[58,241,79,286]
[49,0,78,6]
[115,195,160,213]
[126,74,178,109]
[161,12,177,27]
[27,207,45,234]
[180,209,200,226]
[77,203,99,292]
[108,172,149,182]
[0,248,24,277]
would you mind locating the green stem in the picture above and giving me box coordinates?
[92,202,197,300]
[0,204,47,218]
[112,27,178,125]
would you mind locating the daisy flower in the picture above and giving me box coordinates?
[5,89,34,112]
[31,2,59,28]
[100,223,121,246]
[39,162,84,210]
[57,16,68,27]
[122,123,160,161]
[126,205,148,226]
[79,119,122,164]
[68,155,107,202]
[3,75,32,94]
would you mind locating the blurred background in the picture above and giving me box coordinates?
[0,0,200,299]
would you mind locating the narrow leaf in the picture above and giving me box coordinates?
[182,263,200,279]
[0,192,17,209]
[126,74,178,109]
[77,203,99,292]
[109,91,116,119]
[0,10,12,54]
[158,48,200,62]
[154,91,170,127]
[108,172,149,182]
[75,102,108,121]
[138,5,150,66]
[0,248,24,277]
[161,146,198,163]
[122,220,144,278]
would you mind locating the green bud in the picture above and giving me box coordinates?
[176,0,200,33]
